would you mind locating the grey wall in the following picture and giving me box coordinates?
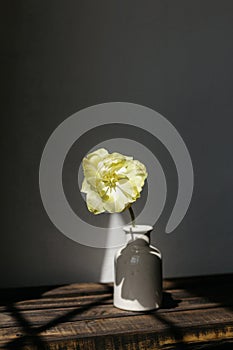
[1,0,233,287]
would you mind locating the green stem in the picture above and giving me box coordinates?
[128,206,136,227]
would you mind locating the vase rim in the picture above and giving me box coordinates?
[123,224,153,233]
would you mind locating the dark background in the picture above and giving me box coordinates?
[1,0,233,287]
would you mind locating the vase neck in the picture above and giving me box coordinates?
[125,233,150,244]
[123,225,153,244]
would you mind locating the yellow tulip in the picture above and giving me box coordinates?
[81,148,147,214]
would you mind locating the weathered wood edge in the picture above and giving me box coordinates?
[1,320,233,350]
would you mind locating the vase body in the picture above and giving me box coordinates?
[114,225,162,311]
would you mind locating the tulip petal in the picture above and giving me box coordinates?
[86,188,105,214]
[81,178,90,193]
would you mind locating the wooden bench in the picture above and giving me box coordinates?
[0,274,232,349]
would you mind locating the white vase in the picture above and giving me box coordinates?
[113,225,162,311]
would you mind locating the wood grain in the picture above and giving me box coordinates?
[0,274,232,349]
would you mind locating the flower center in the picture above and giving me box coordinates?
[102,171,128,191]
[103,172,118,189]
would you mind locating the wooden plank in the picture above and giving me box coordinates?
[0,293,113,312]
[1,294,233,329]
[0,307,233,344]
[2,332,233,350]
[1,284,233,313]
[46,331,233,350]
[0,293,231,320]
